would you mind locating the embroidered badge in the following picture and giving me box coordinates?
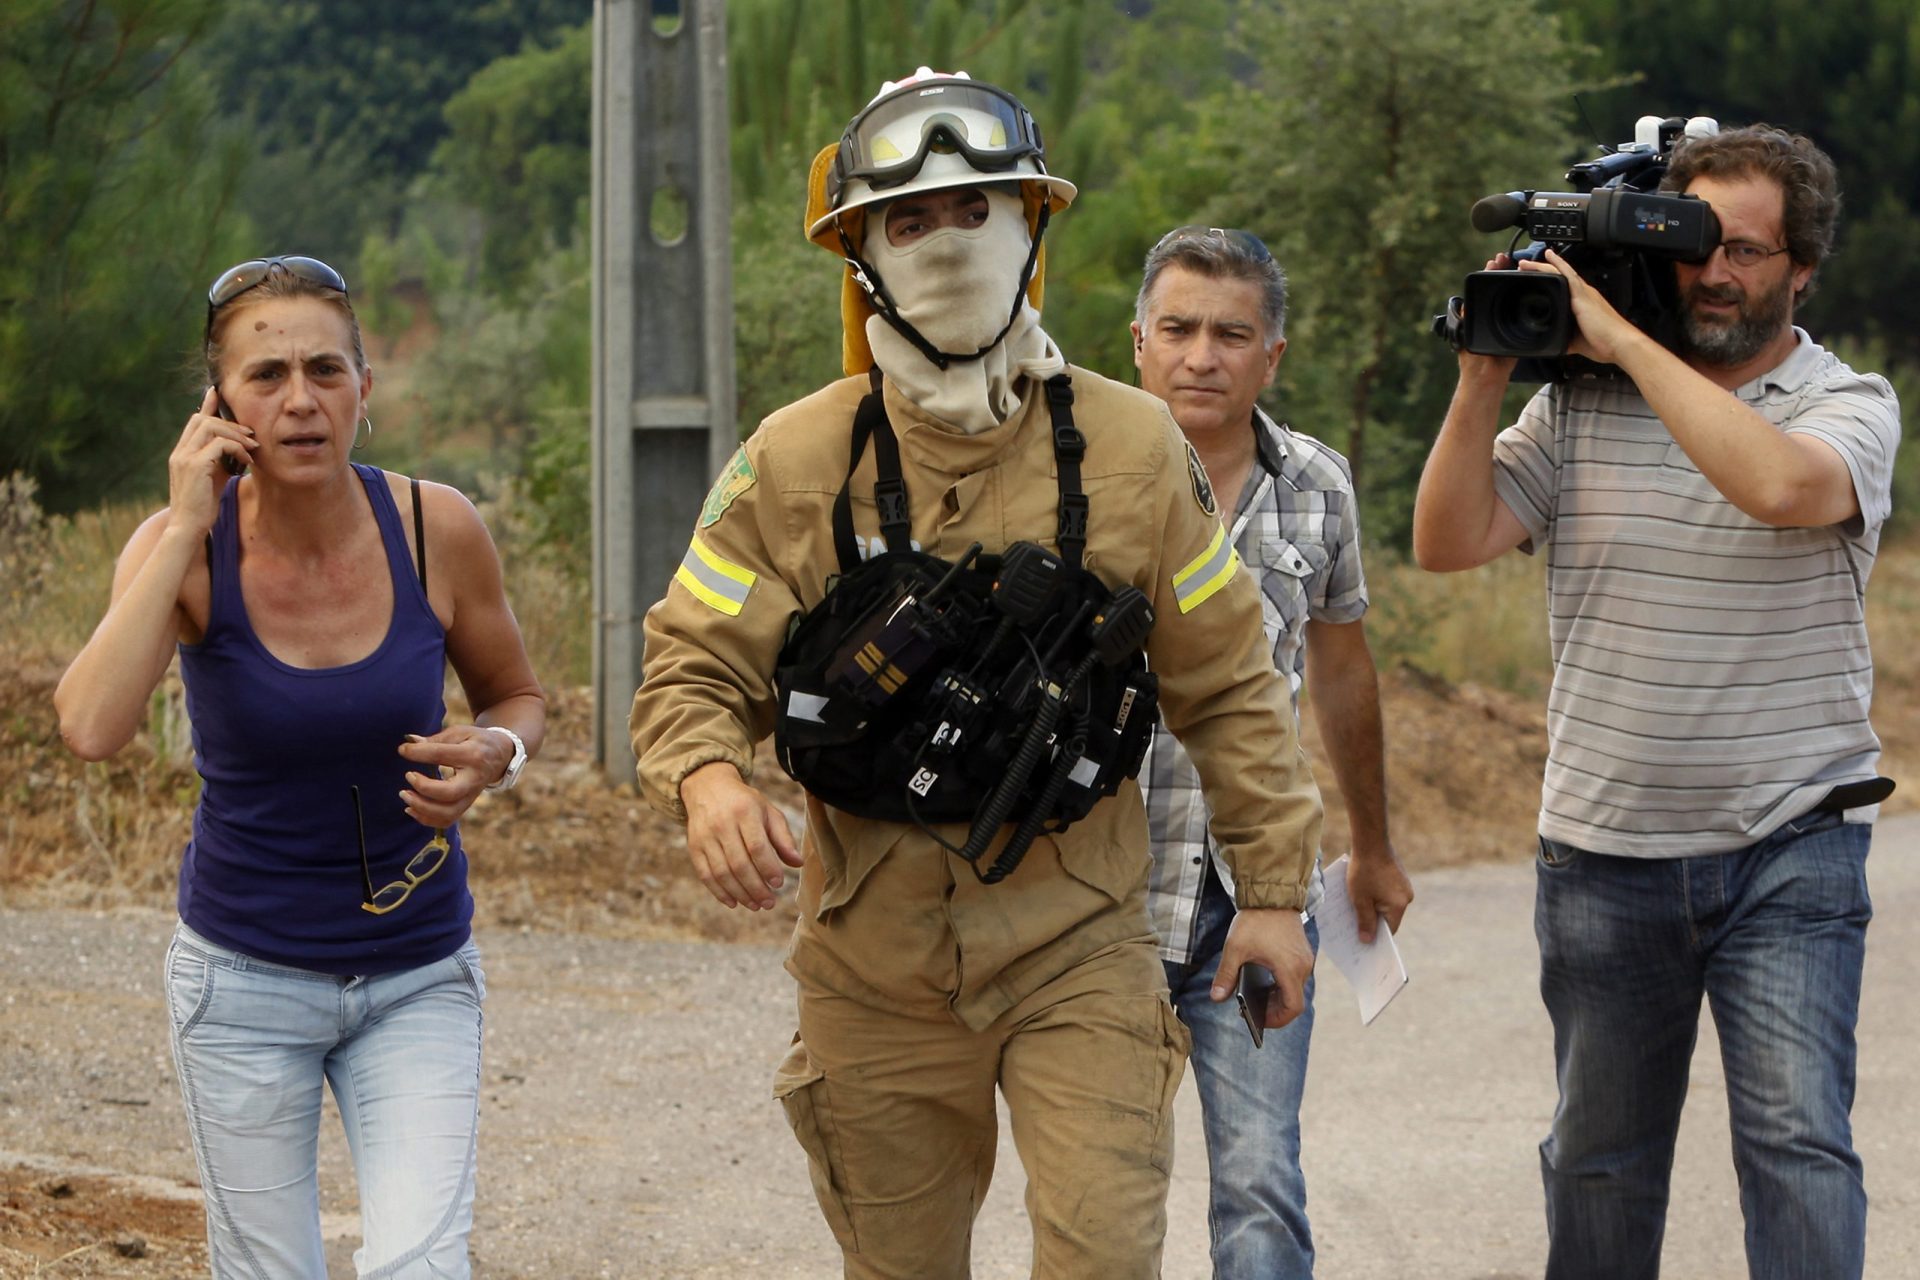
[1185,441,1217,517]
[699,446,756,528]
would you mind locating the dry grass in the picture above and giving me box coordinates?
[6,468,1918,931]
[1367,551,1553,698]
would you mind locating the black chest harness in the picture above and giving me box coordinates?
[773,372,1160,884]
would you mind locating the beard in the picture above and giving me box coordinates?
[1675,271,1795,368]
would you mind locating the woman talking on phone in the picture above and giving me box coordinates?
[54,255,545,1278]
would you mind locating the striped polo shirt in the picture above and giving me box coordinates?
[1492,329,1901,857]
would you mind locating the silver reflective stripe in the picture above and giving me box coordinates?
[787,690,831,724]
[1172,525,1240,614]
[673,535,756,616]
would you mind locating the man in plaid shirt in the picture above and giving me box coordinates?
[1132,225,1415,1277]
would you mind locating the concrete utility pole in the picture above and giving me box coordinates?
[591,0,736,787]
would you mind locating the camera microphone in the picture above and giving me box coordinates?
[1469,191,1529,234]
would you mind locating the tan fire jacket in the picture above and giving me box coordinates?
[631,367,1322,1029]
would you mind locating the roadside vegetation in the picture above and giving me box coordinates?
[5,0,1918,929]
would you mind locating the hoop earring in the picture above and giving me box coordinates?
[353,416,373,451]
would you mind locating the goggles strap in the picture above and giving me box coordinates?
[835,197,1052,372]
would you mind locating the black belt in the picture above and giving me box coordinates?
[1810,776,1895,814]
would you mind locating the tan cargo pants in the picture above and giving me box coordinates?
[774,939,1190,1280]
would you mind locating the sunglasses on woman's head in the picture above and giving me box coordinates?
[203,256,349,347]
[207,256,348,308]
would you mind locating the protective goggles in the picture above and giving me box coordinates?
[1152,225,1274,264]
[827,81,1045,209]
[207,255,348,311]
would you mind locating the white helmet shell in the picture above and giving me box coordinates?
[807,69,1076,242]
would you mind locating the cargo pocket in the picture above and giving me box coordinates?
[772,1034,858,1251]
[1148,999,1192,1175]
[1058,835,1148,905]
[814,825,910,918]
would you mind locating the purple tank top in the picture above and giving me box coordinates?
[177,464,472,973]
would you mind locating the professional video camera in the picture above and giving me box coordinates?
[1433,114,1723,382]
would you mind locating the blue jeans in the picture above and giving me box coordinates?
[1164,867,1318,1279]
[164,923,486,1279]
[1534,810,1872,1280]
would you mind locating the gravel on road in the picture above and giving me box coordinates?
[5,818,1919,1278]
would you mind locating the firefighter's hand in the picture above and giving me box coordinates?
[1212,908,1315,1030]
[680,762,803,910]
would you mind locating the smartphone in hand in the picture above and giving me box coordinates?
[207,387,248,476]
[1236,963,1279,1049]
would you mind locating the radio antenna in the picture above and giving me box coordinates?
[1574,93,1610,154]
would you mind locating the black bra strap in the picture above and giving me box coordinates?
[410,476,427,589]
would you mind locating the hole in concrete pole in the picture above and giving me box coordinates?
[650,0,684,37]
[650,186,690,245]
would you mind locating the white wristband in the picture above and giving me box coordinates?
[482,725,528,792]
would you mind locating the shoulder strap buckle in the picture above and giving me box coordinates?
[1058,493,1089,548]
[1044,375,1085,462]
[876,478,911,549]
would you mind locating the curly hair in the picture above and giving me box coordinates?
[1659,124,1841,301]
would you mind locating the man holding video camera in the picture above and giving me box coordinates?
[1413,124,1899,1279]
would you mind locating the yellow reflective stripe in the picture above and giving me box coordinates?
[1179,546,1241,613]
[674,536,757,616]
[1171,524,1241,614]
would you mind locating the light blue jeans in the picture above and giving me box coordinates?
[164,923,486,1279]
[1164,867,1319,1279]
[1535,809,1872,1280]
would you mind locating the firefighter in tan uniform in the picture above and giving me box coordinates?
[631,69,1323,1279]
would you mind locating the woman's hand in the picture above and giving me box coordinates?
[396,724,518,828]
[168,386,256,538]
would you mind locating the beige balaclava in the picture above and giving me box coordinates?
[860,187,1065,435]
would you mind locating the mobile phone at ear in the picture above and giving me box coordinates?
[207,387,248,476]
[1236,963,1278,1049]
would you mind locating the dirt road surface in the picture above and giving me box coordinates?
[5,815,1918,1278]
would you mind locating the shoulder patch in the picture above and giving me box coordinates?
[1185,441,1218,517]
[699,446,757,528]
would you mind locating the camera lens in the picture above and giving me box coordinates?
[1464,271,1574,358]
[1515,291,1557,332]
[1491,279,1565,351]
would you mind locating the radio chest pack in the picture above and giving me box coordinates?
[774,372,1159,884]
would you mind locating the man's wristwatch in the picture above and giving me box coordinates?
[481,725,528,792]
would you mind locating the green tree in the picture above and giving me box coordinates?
[191,0,591,265]
[1031,0,1248,379]
[725,0,1097,204]
[0,0,253,512]
[1211,0,1589,546]
[433,21,593,296]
